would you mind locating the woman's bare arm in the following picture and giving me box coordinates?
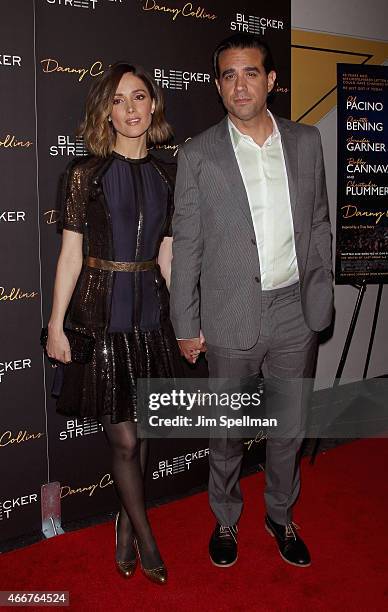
[157,236,173,290]
[46,229,83,363]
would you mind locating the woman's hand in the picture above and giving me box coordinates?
[46,327,72,364]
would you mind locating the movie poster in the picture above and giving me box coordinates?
[336,63,388,284]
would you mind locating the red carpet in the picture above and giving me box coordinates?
[0,439,387,611]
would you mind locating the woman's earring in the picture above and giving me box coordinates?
[108,116,112,122]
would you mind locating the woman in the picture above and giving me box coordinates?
[46,62,185,585]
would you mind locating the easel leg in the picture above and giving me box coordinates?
[363,283,383,379]
[310,281,367,464]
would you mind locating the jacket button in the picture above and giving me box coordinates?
[254,276,260,283]
[251,238,256,245]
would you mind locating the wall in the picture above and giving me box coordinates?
[291,0,388,387]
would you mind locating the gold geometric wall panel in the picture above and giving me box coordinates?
[291,31,388,124]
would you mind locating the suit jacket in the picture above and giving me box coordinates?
[170,115,334,349]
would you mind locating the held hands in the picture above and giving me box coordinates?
[178,330,207,364]
[46,326,72,365]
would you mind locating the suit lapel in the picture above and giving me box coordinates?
[213,115,300,230]
[214,118,254,228]
[276,116,298,216]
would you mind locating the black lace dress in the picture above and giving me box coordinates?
[55,152,182,424]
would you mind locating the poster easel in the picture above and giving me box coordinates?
[310,281,384,463]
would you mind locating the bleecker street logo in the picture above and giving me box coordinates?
[152,447,209,479]
[0,492,38,520]
[0,53,22,67]
[46,0,125,9]
[50,135,89,156]
[40,58,104,82]
[0,211,26,223]
[46,0,98,9]
[59,417,103,441]
[154,69,210,90]
[230,13,285,35]
[0,358,32,384]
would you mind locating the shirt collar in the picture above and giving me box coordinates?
[228,110,280,150]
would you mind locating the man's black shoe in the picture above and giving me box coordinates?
[265,514,311,567]
[209,523,238,567]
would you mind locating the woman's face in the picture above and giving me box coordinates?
[110,72,155,142]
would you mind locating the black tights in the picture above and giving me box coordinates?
[101,417,162,568]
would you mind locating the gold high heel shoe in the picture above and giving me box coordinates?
[133,538,168,585]
[114,512,137,578]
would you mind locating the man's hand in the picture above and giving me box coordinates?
[178,332,206,364]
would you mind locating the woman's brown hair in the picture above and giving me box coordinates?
[78,62,172,158]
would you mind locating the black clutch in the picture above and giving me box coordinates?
[40,327,95,364]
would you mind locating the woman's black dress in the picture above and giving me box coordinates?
[56,152,181,424]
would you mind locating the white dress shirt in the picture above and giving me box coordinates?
[228,111,299,290]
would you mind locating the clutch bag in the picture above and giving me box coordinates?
[40,327,95,364]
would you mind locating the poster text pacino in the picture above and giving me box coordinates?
[336,63,388,285]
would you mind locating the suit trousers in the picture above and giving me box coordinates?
[206,282,318,526]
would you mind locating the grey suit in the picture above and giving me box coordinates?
[170,115,333,525]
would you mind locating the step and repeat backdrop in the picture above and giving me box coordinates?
[0,0,290,548]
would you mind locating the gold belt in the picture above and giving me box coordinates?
[86,256,156,272]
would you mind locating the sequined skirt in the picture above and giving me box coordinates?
[55,320,182,424]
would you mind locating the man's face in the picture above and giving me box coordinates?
[215,47,276,124]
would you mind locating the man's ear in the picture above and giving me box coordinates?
[267,70,277,94]
[215,78,221,96]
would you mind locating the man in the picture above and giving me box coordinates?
[170,34,333,568]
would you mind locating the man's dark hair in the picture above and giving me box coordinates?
[213,33,276,79]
